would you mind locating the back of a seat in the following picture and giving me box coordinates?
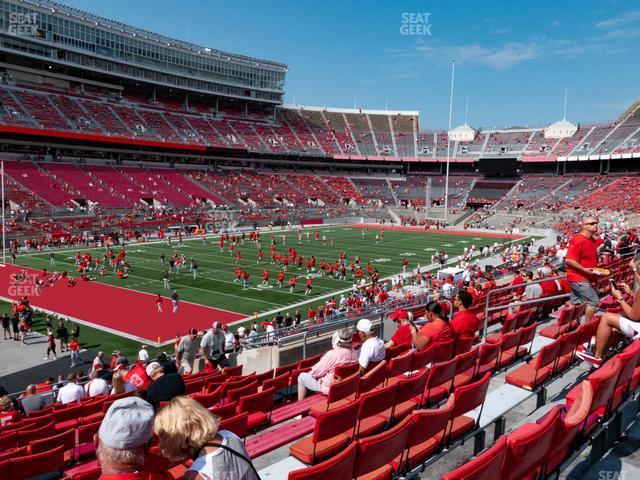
[386,351,413,379]
[426,356,458,390]
[358,360,387,394]
[451,372,491,418]
[408,395,454,449]
[587,357,621,417]
[9,444,65,480]
[219,412,249,439]
[333,362,359,381]
[29,428,75,455]
[238,387,275,416]
[353,415,412,478]
[614,339,640,391]
[441,435,507,480]
[395,368,429,405]
[357,383,397,424]
[288,440,357,480]
[535,339,562,371]
[327,372,360,405]
[502,406,561,480]
[313,400,359,444]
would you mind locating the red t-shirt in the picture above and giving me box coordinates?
[450,309,479,340]
[511,275,525,296]
[390,323,413,347]
[540,279,560,297]
[419,319,455,348]
[566,233,598,283]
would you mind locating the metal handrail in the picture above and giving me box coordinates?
[482,274,567,340]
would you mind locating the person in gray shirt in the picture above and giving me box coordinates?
[176,328,200,374]
[200,322,229,370]
[20,384,46,414]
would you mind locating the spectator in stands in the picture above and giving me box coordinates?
[156,352,178,374]
[85,369,111,397]
[578,258,640,368]
[96,397,161,480]
[411,301,455,351]
[57,372,85,404]
[92,351,105,372]
[176,328,200,374]
[297,329,357,400]
[384,308,413,348]
[138,344,150,364]
[356,319,385,373]
[523,270,543,300]
[111,369,136,395]
[145,361,185,410]
[20,384,45,414]
[200,322,229,370]
[450,290,479,354]
[565,215,601,324]
[153,396,259,480]
[0,395,19,426]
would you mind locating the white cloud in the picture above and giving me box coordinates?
[596,10,640,29]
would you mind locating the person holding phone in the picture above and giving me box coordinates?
[577,257,640,368]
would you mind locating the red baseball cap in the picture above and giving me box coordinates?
[389,308,408,320]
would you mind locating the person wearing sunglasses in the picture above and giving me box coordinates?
[565,215,601,325]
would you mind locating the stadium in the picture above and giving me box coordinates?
[0,1,639,479]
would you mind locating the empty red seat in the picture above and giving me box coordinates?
[506,339,562,390]
[441,435,507,480]
[392,368,429,422]
[309,373,359,417]
[610,340,640,410]
[421,356,458,406]
[545,381,593,474]
[355,383,397,437]
[288,440,357,480]
[237,387,275,431]
[290,400,359,464]
[394,395,454,473]
[219,412,249,439]
[353,415,412,480]
[358,360,388,394]
[385,351,413,384]
[8,445,66,480]
[502,406,561,480]
[445,372,491,443]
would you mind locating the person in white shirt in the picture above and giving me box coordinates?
[92,351,105,372]
[138,345,149,364]
[224,330,235,352]
[85,369,110,397]
[356,318,385,374]
[237,326,246,338]
[57,372,86,404]
[523,270,543,300]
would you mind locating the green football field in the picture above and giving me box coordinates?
[14,226,523,319]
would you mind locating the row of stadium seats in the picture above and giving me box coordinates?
[3,83,640,159]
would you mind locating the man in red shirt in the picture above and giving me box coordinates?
[565,215,600,323]
[385,308,413,348]
[450,290,479,354]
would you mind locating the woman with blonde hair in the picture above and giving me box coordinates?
[153,396,258,480]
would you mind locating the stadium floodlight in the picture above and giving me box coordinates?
[1,161,5,267]
[443,60,455,226]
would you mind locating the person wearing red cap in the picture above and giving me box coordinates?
[385,308,413,348]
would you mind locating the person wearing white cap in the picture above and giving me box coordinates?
[356,318,385,374]
[96,397,155,480]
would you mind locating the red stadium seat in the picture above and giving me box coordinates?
[8,445,65,480]
[219,412,249,439]
[502,406,561,480]
[445,372,491,444]
[610,340,640,410]
[453,348,479,389]
[506,339,562,390]
[355,383,397,437]
[394,395,454,473]
[290,400,359,464]
[545,381,593,474]
[385,350,413,384]
[352,415,412,480]
[441,435,507,480]
[422,356,458,406]
[358,360,387,394]
[309,373,359,417]
[392,368,429,422]
[237,387,275,431]
[333,362,359,381]
[288,440,357,480]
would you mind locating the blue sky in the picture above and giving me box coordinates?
[58,0,640,129]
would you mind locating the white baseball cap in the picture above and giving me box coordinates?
[357,318,372,333]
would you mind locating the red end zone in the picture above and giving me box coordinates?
[346,224,527,240]
[0,265,245,345]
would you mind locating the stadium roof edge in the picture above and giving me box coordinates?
[280,104,419,116]
[22,0,287,70]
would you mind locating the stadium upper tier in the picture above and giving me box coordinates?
[1,82,640,160]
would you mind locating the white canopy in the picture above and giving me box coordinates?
[448,123,476,142]
[544,119,577,139]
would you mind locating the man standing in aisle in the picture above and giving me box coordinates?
[565,215,601,325]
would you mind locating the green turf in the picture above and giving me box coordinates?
[14,227,520,319]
